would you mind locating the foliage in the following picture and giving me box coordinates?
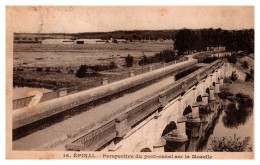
[174,28,254,54]
[45,67,51,72]
[76,65,88,78]
[210,134,252,152]
[174,29,197,55]
[109,61,117,69]
[125,54,134,67]
[198,56,218,63]
[36,67,43,72]
[242,61,249,69]
[138,49,180,66]
[227,54,237,64]
[217,91,233,99]
[245,73,253,82]
[138,55,151,66]
[222,93,253,128]
[88,62,117,72]
[235,93,253,107]
[152,49,177,63]
[229,71,238,81]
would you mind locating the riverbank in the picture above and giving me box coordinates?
[202,80,254,152]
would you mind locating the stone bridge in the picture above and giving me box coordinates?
[13,59,243,151]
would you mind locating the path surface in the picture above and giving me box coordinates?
[13,73,177,150]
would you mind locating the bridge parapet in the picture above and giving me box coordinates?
[13,59,197,130]
[63,59,224,151]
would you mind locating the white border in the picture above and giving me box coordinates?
[0,0,259,164]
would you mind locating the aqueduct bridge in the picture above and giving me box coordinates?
[13,58,241,152]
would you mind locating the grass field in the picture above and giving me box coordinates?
[13,41,175,91]
[13,40,174,68]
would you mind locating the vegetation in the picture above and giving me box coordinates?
[217,90,233,99]
[229,71,238,81]
[174,28,254,55]
[125,54,134,67]
[76,65,88,78]
[210,134,252,152]
[36,67,43,72]
[138,49,179,66]
[235,93,253,107]
[221,93,253,128]
[152,49,177,63]
[138,55,151,66]
[242,61,249,69]
[86,62,117,72]
[227,54,237,64]
[245,73,253,82]
[197,56,218,63]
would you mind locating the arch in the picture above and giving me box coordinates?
[183,105,192,116]
[206,88,210,94]
[140,148,152,152]
[212,82,215,86]
[161,121,177,136]
[196,95,202,102]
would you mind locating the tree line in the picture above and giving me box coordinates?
[174,28,254,54]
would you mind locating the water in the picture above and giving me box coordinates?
[165,95,254,152]
[201,98,253,151]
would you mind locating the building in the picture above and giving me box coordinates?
[41,39,74,45]
[74,39,108,44]
[206,46,226,52]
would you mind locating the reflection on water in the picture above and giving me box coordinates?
[165,93,253,152]
[222,103,253,128]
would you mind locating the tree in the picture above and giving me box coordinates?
[242,61,249,69]
[138,55,150,66]
[76,65,87,78]
[174,29,197,55]
[125,54,134,67]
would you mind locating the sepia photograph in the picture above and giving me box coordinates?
[5,6,254,159]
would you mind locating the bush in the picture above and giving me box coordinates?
[210,134,252,152]
[125,54,134,67]
[68,69,74,74]
[229,71,238,81]
[245,73,252,81]
[45,67,51,72]
[153,49,176,63]
[242,61,249,69]
[235,93,253,107]
[227,54,237,64]
[218,91,233,99]
[76,65,87,78]
[109,61,117,69]
[198,56,218,63]
[250,69,254,75]
[138,55,151,66]
[37,68,43,72]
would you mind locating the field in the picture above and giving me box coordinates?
[13,40,175,92]
[13,40,173,68]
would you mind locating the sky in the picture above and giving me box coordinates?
[6,6,254,33]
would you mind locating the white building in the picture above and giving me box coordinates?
[74,39,107,44]
[41,39,74,44]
